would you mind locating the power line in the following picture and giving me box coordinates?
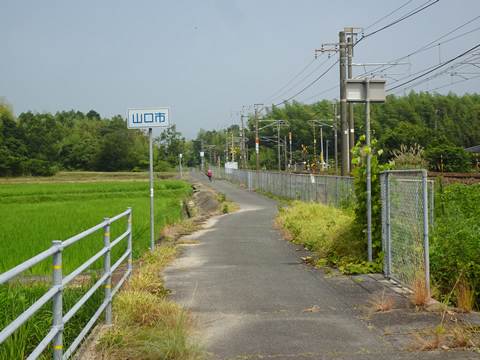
[387,43,480,92]
[267,55,332,105]
[262,57,319,104]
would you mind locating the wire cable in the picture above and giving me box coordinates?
[387,43,480,92]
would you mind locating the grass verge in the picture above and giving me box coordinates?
[275,201,382,275]
[93,244,205,360]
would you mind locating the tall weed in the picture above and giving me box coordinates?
[430,183,480,310]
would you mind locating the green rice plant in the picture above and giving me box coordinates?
[0,181,192,274]
[0,277,104,360]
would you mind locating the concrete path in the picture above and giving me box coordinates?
[163,172,480,360]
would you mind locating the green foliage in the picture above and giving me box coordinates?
[350,135,391,260]
[0,180,192,274]
[424,142,473,173]
[430,183,480,309]
[391,144,429,170]
[276,201,381,274]
[0,277,104,360]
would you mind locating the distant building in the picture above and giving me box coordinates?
[465,145,480,153]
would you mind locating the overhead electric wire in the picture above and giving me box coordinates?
[364,0,413,31]
[359,0,439,43]
[387,43,480,92]
[273,59,339,107]
[262,57,318,104]
[267,55,333,105]
[257,0,440,109]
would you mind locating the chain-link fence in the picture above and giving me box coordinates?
[211,167,354,207]
[380,170,433,295]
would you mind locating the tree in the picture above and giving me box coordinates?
[157,124,185,167]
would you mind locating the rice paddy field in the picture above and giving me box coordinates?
[0,176,192,274]
[0,172,193,359]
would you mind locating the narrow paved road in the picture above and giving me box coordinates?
[163,172,478,360]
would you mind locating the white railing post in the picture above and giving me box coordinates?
[52,240,63,360]
[103,219,112,325]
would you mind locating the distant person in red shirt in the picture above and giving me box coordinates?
[206,170,212,181]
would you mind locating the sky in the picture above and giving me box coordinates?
[1,0,479,140]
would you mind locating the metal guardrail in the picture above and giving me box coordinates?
[0,207,133,360]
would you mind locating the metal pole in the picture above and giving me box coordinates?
[103,219,112,325]
[149,128,155,250]
[422,170,430,297]
[366,79,372,262]
[339,31,349,176]
[127,207,132,278]
[289,132,292,169]
[385,172,391,278]
[201,138,205,170]
[348,35,355,171]
[52,240,63,360]
[255,105,259,170]
[242,114,246,169]
[334,102,338,173]
[278,124,281,171]
[320,126,324,171]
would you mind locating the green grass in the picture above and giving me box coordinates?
[0,278,104,359]
[0,176,194,359]
[275,201,381,274]
[0,180,192,274]
[430,182,480,310]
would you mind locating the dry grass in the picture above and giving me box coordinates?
[412,271,431,308]
[90,244,205,359]
[368,289,396,312]
[455,280,476,313]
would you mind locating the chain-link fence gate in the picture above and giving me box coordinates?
[380,170,433,296]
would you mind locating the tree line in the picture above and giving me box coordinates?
[1,91,479,177]
[201,91,480,173]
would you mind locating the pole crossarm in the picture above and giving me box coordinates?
[258,119,289,131]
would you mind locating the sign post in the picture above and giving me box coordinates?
[346,79,386,262]
[128,107,171,251]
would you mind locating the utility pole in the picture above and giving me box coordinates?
[347,34,355,170]
[241,114,247,168]
[225,128,228,163]
[277,123,281,171]
[254,104,261,170]
[231,129,235,162]
[334,101,338,173]
[339,31,349,176]
[201,138,204,171]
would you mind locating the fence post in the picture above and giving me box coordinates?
[335,177,338,207]
[52,240,63,360]
[127,208,132,278]
[422,170,430,298]
[430,181,434,230]
[384,173,391,278]
[103,219,112,325]
[325,176,328,204]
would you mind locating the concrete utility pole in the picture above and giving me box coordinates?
[225,128,228,163]
[254,104,261,170]
[334,102,338,173]
[277,123,281,171]
[347,34,355,170]
[339,31,349,176]
[241,114,247,169]
[201,138,205,171]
